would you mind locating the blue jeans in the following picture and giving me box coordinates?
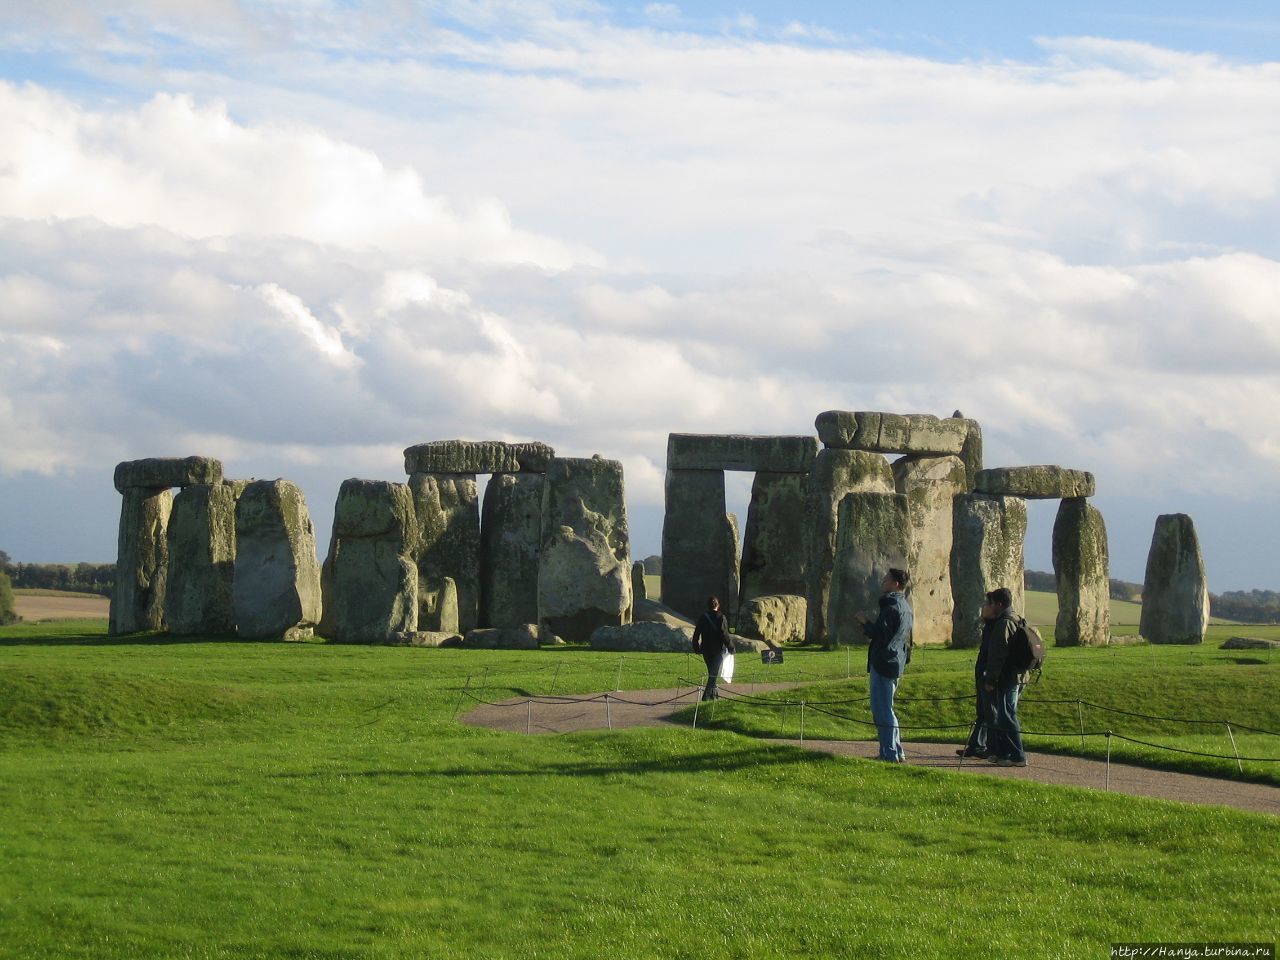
[868,668,903,761]
[992,682,1025,762]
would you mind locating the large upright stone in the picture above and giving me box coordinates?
[666,434,818,473]
[408,473,480,633]
[479,473,543,629]
[827,492,911,648]
[739,472,807,604]
[1140,514,1210,645]
[319,479,418,643]
[950,494,1027,648]
[661,469,737,620]
[803,449,894,646]
[232,480,322,640]
[403,440,554,475]
[893,455,967,645]
[109,487,172,635]
[951,414,983,492]
[114,456,222,493]
[538,456,632,643]
[164,481,245,635]
[815,411,968,456]
[975,466,1095,499]
[1052,498,1110,647]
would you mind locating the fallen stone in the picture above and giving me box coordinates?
[462,625,540,650]
[893,455,966,645]
[1052,498,1110,646]
[403,440,554,475]
[666,434,818,473]
[1221,637,1280,650]
[109,487,172,635]
[1140,514,1210,645]
[164,480,245,636]
[538,456,632,643]
[975,466,1096,499]
[479,473,543,628]
[815,412,968,456]
[661,469,737,621]
[803,449,894,646]
[232,479,323,640]
[739,472,807,603]
[384,631,464,647]
[737,594,806,645]
[114,456,223,493]
[950,494,1027,648]
[590,621,694,653]
[633,598,694,628]
[409,473,480,632]
[827,492,911,648]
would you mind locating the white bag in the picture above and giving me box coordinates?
[719,651,735,683]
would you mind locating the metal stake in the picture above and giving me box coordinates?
[526,699,532,735]
[800,700,806,746]
[1105,731,1112,791]
[1077,700,1086,748]
[606,694,612,731]
[1225,722,1244,774]
[452,675,472,720]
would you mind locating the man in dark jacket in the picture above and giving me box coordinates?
[958,587,1027,766]
[855,568,913,762]
[691,595,733,701]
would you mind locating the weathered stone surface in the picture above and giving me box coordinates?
[385,630,464,647]
[803,449,894,646]
[1052,498,1110,647]
[666,434,818,473]
[590,621,694,653]
[232,480,322,639]
[631,561,648,602]
[419,576,459,632]
[114,456,223,493]
[1221,636,1280,650]
[815,411,968,456]
[403,440,555,475]
[538,457,631,643]
[737,594,806,645]
[479,473,543,629]
[1140,514,1209,645]
[893,455,967,645]
[953,415,983,492]
[408,473,480,632]
[164,480,245,635]
[950,494,1027,648]
[109,487,172,635]
[462,625,540,650]
[633,598,694,628]
[827,493,911,648]
[641,554,662,575]
[975,466,1096,499]
[661,469,737,621]
[739,472,807,604]
[319,479,418,643]
[726,511,741,614]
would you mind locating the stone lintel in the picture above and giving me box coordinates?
[114,456,223,493]
[666,434,818,473]
[403,440,555,475]
[815,411,969,456]
[975,466,1096,499]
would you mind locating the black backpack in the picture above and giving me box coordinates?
[1008,617,1046,680]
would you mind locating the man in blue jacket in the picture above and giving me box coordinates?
[855,568,913,762]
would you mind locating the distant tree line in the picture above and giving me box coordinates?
[0,551,115,597]
[1024,569,1141,601]
[1207,590,1280,624]
[0,570,17,625]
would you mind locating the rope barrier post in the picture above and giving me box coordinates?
[451,675,472,720]
[1225,721,1243,774]
[606,694,612,731]
[800,700,806,746]
[958,722,976,767]
[615,656,624,692]
[549,663,562,695]
[846,644,851,680]
[1105,731,1112,791]
[526,699,532,736]
[1077,699,1086,749]
[693,697,700,730]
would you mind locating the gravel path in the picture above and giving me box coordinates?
[461,683,1280,817]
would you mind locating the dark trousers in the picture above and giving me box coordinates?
[964,678,995,754]
[701,650,724,701]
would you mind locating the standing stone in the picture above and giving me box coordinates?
[1053,498,1110,647]
[319,479,418,643]
[739,472,808,604]
[950,494,1027,648]
[479,473,543,629]
[661,469,736,621]
[538,456,632,643]
[893,455,967,645]
[164,481,245,635]
[737,594,807,645]
[725,511,741,618]
[827,492,911,648]
[420,576,459,633]
[1140,514,1210,645]
[631,561,648,602]
[109,487,172,635]
[803,449,894,646]
[232,480,322,640]
[950,414,983,492]
[408,473,480,633]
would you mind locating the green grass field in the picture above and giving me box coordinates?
[1,617,1277,959]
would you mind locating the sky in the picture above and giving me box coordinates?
[1,0,1278,592]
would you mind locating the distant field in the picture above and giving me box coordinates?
[12,591,110,622]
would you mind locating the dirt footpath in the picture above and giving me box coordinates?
[462,684,1280,817]
[13,594,110,621]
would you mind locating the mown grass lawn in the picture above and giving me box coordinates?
[1,618,1277,959]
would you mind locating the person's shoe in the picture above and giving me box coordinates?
[993,757,1028,767]
[956,748,990,759]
